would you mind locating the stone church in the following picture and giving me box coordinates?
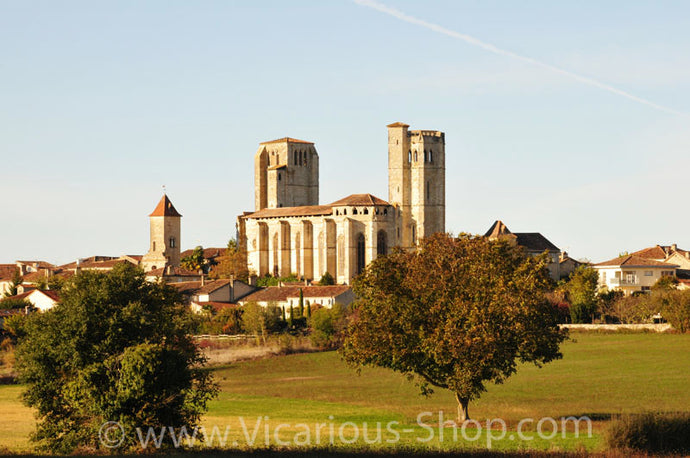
[238,122,446,284]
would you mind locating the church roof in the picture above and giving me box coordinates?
[484,220,559,252]
[244,205,333,219]
[149,194,182,217]
[260,137,314,145]
[387,122,410,128]
[330,194,390,206]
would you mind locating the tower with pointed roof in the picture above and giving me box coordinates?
[141,194,182,272]
[254,137,319,211]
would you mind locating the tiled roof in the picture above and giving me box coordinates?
[0,264,18,281]
[171,281,203,295]
[594,255,679,268]
[149,194,182,217]
[241,285,351,303]
[387,122,409,128]
[330,194,390,206]
[147,266,200,277]
[260,137,313,145]
[514,233,560,253]
[632,245,668,260]
[1,289,59,304]
[179,247,226,260]
[244,205,333,219]
[16,261,56,269]
[193,301,237,311]
[196,279,232,295]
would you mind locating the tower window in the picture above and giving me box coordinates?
[427,181,430,201]
[294,150,298,165]
[363,208,369,215]
[153,241,156,251]
[278,173,281,181]
[383,208,388,215]
[353,208,358,215]
[429,150,433,162]
[424,150,428,162]
[169,237,176,248]
[408,150,411,162]
[414,151,418,162]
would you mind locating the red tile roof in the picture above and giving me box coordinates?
[594,255,679,268]
[241,285,351,303]
[631,245,668,260]
[330,193,390,206]
[179,248,226,260]
[0,264,18,281]
[193,301,237,311]
[147,266,200,277]
[244,205,333,219]
[149,194,182,217]
[16,261,56,269]
[260,137,313,145]
[196,279,232,295]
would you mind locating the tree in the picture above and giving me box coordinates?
[309,303,348,349]
[240,302,282,344]
[341,233,567,422]
[661,290,690,333]
[4,269,23,297]
[181,245,207,273]
[298,289,305,318]
[653,275,679,291]
[211,239,249,282]
[565,266,599,323]
[318,271,335,286]
[0,297,33,310]
[14,263,217,453]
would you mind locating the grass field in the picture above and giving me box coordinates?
[1,332,689,454]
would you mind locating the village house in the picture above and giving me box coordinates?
[0,289,60,312]
[484,220,563,281]
[593,254,677,295]
[237,284,354,310]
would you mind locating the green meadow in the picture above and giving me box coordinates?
[1,332,689,454]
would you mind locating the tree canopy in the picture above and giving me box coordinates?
[15,263,217,453]
[341,233,567,421]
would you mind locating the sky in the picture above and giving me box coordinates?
[1,0,689,265]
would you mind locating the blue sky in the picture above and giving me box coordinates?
[1,0,689,265]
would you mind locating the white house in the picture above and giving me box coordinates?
[237,285,354,310]
[593,254,678,295]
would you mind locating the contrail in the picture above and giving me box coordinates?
[354,0,687,117]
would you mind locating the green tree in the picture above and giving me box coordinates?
[211,239,249,282]
[318,271,335,286]
[661,289,690,333]
[0,297,33,310]
[341,233,567,422]
[566,266,599,323]
[309,303,347,349]
[14,263,217,453]
[653,275,679,291]
[298,289,304,318]
[181,245,207,273]
[4,269,23,297]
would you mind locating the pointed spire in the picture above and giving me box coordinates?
[149,194,182,217]
[484,220,512,238]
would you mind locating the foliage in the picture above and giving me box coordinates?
[2,314,28,345]
[181,245,213,273]
[4,269,22,298]
[318,271,335,286]
[0,298,32,311]
[210,239,249,283]
[598,289,624,323]
[309,303,348,349]
[256,273,299,288]
[14,263,217,453]
[240,302,283,344]
[341,233,567,421]
[606,412,690,454]
[196,307,243,335]
[658,289,690,333]
[564,266,599,323]
[653,275,679,291]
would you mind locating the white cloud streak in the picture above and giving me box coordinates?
[354,0,688,117]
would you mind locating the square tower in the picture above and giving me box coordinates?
[140,194,182,272]
[254,137,319,210]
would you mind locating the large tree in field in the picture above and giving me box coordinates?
[15,263,217,453]
[341,233,567,422]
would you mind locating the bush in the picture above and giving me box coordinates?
[606,412,690,454]
[570,302,596,324]
[309,303,347,349]
[0,298,32,310]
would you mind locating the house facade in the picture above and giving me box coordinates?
[593,254,677,295]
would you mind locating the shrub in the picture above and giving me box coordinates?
[0,298,32,310]
[309,303,347,349]
[606,412,690,454]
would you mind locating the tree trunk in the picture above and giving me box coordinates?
[455,393,470,422]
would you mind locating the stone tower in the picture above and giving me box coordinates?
[254,137,319,211]
[140,194,182,272]
[387,122,445,249]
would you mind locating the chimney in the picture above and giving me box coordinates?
[166,265,172,275]
[304,278,308,286]
[200,274,206,287]
[75,259,81,275]
[671,243,678,252]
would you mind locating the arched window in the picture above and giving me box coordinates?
[356,233,366,274]
[383,208,388,215]
[408,150,412,162]
[414,151,418,162]
[343,208,347,215]
[294,150,298,165]
[278,173,282,181]
[353,208,358,215]
[153,241,156,251]
[426,181,430,201]
[377,230,387,256]
[169,237,176,248]
[429,150,433,162]
[363,208,369,215]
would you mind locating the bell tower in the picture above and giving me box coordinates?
[141,194,182,272]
